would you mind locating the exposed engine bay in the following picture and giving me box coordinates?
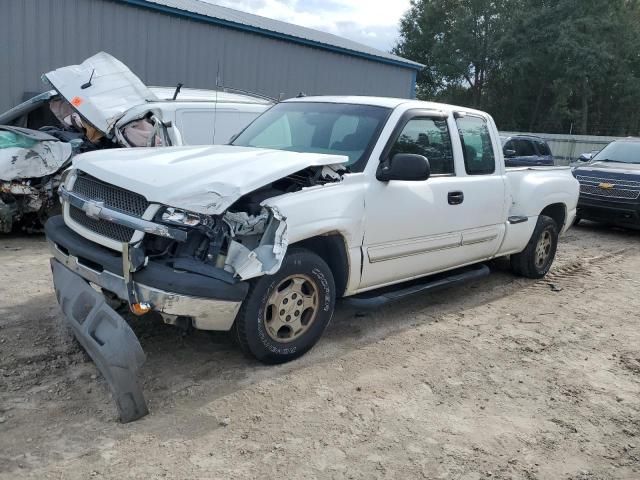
[137,166,343,282]
[0,172,62,233]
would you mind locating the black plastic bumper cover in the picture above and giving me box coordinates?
[51,258,149,423]
[45,215,249,302]
[577,198,640,227]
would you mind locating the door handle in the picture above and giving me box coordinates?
[448,191,464,205]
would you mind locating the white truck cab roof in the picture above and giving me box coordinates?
[284,95,490,118]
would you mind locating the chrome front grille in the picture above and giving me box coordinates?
[70,172,149,242]
[579,184,640,200]
[69,205,136,242]
[72,173,149,217]
[577,175,640,200]
[576,175,640,188]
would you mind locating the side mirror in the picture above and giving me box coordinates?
[578,152,593,162]
[377,153,431,182]
[504,148,517,158]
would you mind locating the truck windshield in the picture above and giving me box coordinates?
[231,102,391,171]
[592,141,640,164]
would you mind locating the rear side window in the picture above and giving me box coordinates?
[456,115,495,175]
[389,117,454,175]
[513,139,536,156]
[534,140,552,156]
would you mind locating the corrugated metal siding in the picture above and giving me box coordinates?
[122,0,423,68]
[0,0,415,112]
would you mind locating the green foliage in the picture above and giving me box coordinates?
[394,0,640,135]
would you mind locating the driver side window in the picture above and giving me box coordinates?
[389,117,455,175]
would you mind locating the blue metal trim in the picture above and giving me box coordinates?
[410,70,417,99]
[116,0,423,71]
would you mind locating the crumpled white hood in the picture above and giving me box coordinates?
[43,52,158,135]
[72,145,347,215]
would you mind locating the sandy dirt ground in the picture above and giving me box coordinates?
[0,222,639,479]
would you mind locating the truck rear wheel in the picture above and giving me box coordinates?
[511,215,559,279]
[232,248,336,364]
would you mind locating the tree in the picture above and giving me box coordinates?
[395,0,640,136]
[394,0,516,106]
[499,0,640,134]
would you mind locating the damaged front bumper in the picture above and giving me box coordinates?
[46,215,248,331]
[51,258,148,423]
[47,215,250,421]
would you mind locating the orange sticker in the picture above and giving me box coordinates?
[70,96,83,107]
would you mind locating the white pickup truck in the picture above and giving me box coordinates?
[45,96,578,421]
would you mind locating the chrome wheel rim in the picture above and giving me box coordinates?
[534,230,553,269]
[264,274,319,343]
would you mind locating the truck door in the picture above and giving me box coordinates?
[453,113,507,258]
[359,111,506,290]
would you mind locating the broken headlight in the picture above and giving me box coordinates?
[157,207,206,227]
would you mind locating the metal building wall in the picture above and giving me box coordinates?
[0,0,416,112]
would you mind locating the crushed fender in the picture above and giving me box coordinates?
[224,206,288,280]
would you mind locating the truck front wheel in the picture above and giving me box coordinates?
[511,215,559,279]
[232,248,336,364]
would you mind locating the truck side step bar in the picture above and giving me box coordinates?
[346,263,490,307]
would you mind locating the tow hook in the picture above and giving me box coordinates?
[122,242,151,316]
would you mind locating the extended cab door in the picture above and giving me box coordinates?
[359,110,506,290]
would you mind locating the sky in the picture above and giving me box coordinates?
[202,0,411,52]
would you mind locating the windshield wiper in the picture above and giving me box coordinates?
[595,158,626,163]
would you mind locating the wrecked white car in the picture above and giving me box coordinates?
[0,52,273,232]
[0,126,73,231]
[45,97,579,422]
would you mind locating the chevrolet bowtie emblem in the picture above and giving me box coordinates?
[599,182,615,189]
[84,201,104,219]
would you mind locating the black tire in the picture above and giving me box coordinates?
[232,248,336,364]
[511,215,559,279]
[573,216,581,226]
